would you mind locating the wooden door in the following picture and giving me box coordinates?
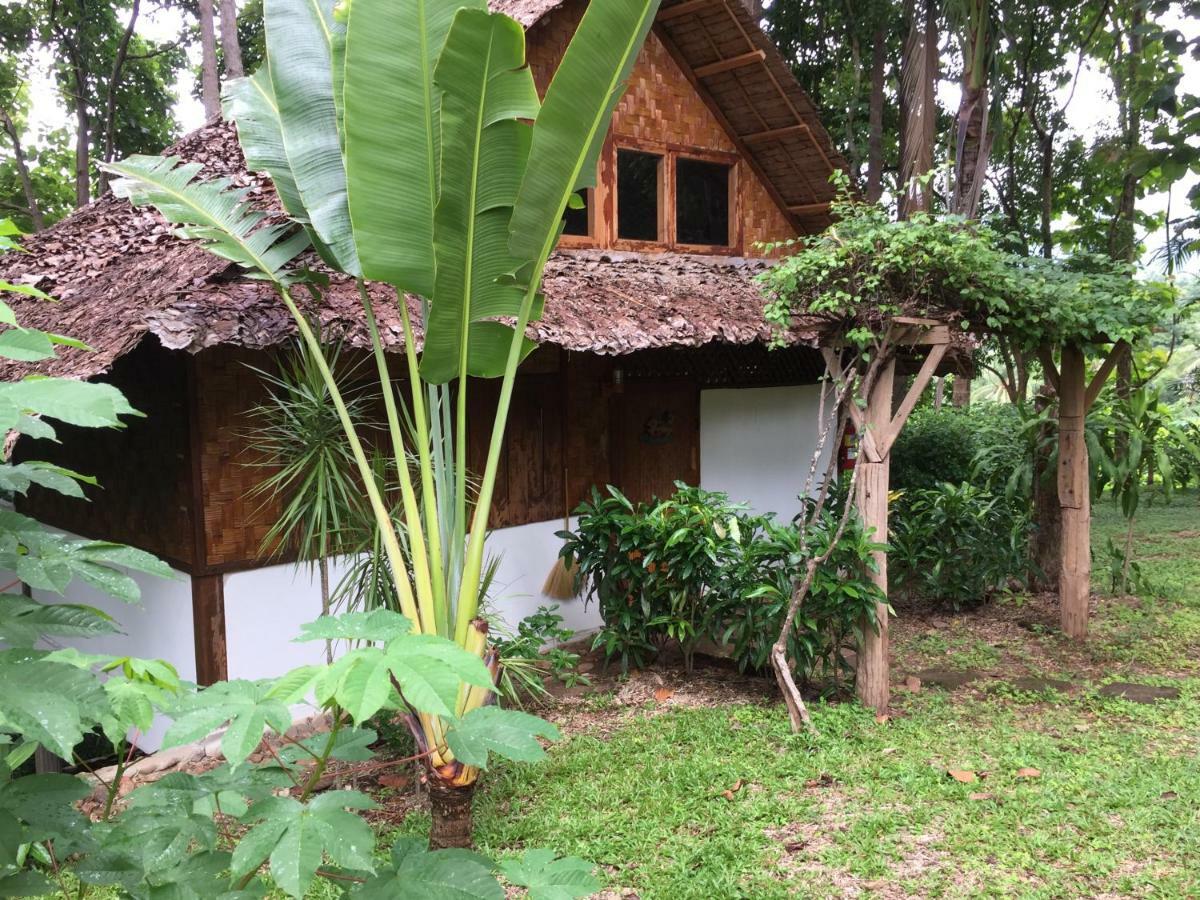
[612,382,700,504]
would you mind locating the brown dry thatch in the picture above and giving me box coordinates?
[0,0,839,381]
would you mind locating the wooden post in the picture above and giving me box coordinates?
[854,357,894,714]
[192,574,228,685]
[1057,344,1090,639]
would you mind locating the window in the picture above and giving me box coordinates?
[562,190,591,237]
[617,149,662,242]
[676,158,731,246]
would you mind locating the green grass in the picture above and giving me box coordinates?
[380,494,1200,899]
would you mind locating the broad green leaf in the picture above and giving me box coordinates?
[162,681,292,768]
[498,849,601,900]
[0,652,104,758]
[509,0,660,266]
[0,282,48,301]
[234,792,376,899]
[357,836,501,899]
[445,706,559,769]
[105,155,311,283]
[0,595,117,646]
[0,328,55,362]
[223,70,306,221]
[263,0,359,273]
[294,608,413,643]
[419,8,541,384]
[343,0,484,294]
[1,378,139,428]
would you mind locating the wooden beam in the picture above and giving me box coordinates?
[787,202,832,216]
[1085,340,1129,410]
[881,343,948,457]
[658,0,718,20]
[744,124,809,144]
[693,49,767,79]
[1037,345,1060,392]
[192,573,227,685]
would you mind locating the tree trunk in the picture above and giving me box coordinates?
[427,778,476,850]
[219,0,244,79]
[98,0,141,196]
[854,358,894,714]
[73,90,90,208]
[1038,131,1054,258]
[0,108,44,231]
[1030,385,1060,591]
[866,28,885,203]
[199,0,222,120]
[1057,344,1090,639]
[951,0,992,218]
[933,376,944,410]
[951,375,971,408]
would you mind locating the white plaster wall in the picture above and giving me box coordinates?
[481,516,599,635]
[699,384,833,521]
[223,555,358,681]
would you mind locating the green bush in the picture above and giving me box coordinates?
[560,483,884,684]
[891,403,1026,492]
[889,481,1032,608]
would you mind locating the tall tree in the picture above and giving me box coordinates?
[899,0,938,216]
[198,0,221,119]
[948,0,995,218]
[219,0,244,79]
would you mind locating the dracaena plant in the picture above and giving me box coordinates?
[102,0,661,845]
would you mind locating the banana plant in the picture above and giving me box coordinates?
[104,0,660,847]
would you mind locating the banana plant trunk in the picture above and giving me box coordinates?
[427,777,477,850]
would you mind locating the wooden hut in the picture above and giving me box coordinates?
[0,0,847,687]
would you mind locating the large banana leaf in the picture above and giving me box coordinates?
[104,156,310,282]
[263,0,359,274]
[343,0,484,296]
[419,9,541,384]
[508,0,660,267]
[223,69,340,270]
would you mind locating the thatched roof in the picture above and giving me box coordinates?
[0,0,838,381]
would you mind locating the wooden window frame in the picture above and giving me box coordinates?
[610,139,742,256]
[558,187,598,249]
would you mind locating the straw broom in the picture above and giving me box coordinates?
[543,466,580,599]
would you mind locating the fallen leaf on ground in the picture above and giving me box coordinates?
[804,773,835,789]
[903,675,922,692]
[1015,768,1041,779]
[968,792,993,801]
[653,687,675,702]
[377,773,411,790]
[875,714,890,724]
[881,747,897,755]
[948,769,979,784]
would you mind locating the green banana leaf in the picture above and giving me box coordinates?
[419,9,541,384]
[263,0,359,274]
[103,156,310,283]
[343,0,484,296]
[508,0,660,267]
[223,69,340,270]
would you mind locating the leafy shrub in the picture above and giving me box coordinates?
[561,483,884,684]
[492,605,589,707]
[889,482,1031,608]
[711,501,886,688]
[891,403,1026,493]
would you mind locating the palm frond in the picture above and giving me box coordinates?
[103,155,310,283]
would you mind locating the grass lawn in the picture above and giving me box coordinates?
[382,495,1200,899]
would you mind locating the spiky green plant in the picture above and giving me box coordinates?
[104,0,661,847]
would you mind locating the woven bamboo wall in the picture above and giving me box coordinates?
[526,0,797,254]
[14,338,196,570]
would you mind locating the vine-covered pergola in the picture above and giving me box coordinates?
[759,186,1176,716]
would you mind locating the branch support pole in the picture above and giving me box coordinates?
[1057,343,1090,639]
[854,356,894,714]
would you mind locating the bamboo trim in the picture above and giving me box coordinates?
[787,202,832,216]
[744,124,810,143]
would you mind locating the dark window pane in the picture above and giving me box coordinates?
[563,190,590,236]
[676,158,730,246]
[617,150,661,241]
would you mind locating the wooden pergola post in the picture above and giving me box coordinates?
[822,319,950,713]
[1040,340,1128,640]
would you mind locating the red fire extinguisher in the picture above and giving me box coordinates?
[838,420,858,472]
